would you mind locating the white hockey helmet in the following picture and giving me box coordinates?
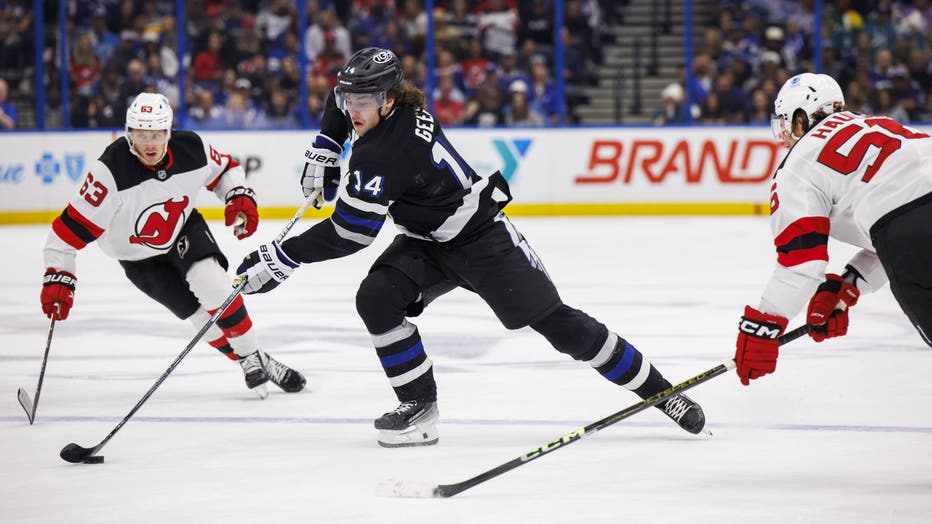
[125,92,173,146]
[771,73,844,142]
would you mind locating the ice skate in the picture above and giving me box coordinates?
[260,351,306,393]
[374,400,439,448]
[657,394,706,434]
[238,351,269,399]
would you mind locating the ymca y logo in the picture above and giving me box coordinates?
[492,139,532,181]
[129,197,189,249]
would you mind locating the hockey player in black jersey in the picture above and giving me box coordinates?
[41,92,305,399]
[237,48,705,446]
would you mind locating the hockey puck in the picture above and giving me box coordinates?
[82,455,105,464]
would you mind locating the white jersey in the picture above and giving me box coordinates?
[760,111,932,318]
[44,131,249,273]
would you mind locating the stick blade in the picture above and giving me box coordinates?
[60,443,97,464]
[376,479,443,498]
[16,387,34,424]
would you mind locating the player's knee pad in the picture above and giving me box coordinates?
[186,257,233,309]
[529,304,609,361]
[356,267,421,334]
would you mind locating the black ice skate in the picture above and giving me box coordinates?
[657,394,706,434]
[374,400,439,448]
[261,352,306,393]
[238,351,269,399]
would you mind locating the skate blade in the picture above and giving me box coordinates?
[251,383,269,400]
[377,424,439,447]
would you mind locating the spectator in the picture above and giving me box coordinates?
[109,30,145,75]
[188,88,224,129]
[193,31,224,86]
[256,88,298,128]
[700,92,725,124]
[872,81,909,122]
[313,32,348,89]
[432,7,466,58]
[305,8,351,63]
[496,50,530,95]
[477,0,519,59]
[70,31,102,98]
[146,51,179,106]
[119,59,150,109]
[748,88,771,124]
[446,0,479,46]
[400,0,428,55]
[528,55,559,123]
[435,48,470,97]
[432,72,466,126]
[461,37,492,91]
[0,78,16,130]
[520,0,555,53]
[371,18,411,57]
[652,83,689,126]
[86,65,127,128]
[89,8,119,66]
[712,70,749,122]
[504,79,545,127]
[464,82,505,126]
[256,0,294,43]
[220,91,261,128]
[889,66,922,121]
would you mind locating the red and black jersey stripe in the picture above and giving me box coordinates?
[51,204,105,249]
[774,216,830,267]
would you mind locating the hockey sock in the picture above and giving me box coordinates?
[187,308,238,360]
[589,333,671,398]
[372,320,437,403]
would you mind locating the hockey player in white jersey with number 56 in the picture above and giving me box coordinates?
[735,73,932,385]
[40,92,305,399]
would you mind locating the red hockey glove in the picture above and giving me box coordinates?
[224,187,258,239]
[735,306,788,386]
[806,273,859,342]
[41,268,76,320]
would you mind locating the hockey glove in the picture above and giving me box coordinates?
[236,241,299,294]
[806,273,859,342]
[41,268,76,320]
[301,134,342,209]
[735,306,788,386]
[224,186,259,239]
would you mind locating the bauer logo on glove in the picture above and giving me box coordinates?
[305,150,339,165]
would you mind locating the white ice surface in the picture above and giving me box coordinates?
[2,216,930,524]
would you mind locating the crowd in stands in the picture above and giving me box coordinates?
[0,0,609,130]
[654,0,932,125]
[2,1,930,131]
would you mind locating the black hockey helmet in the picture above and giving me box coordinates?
[336,47,402,94]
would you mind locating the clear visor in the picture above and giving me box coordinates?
[334,89,386,112]
[129,129,169,145]
[769,113,786,142]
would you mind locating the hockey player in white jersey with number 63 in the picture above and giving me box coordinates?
[40,92,305,398]
[735,73,932,385]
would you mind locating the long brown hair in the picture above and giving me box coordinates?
[388,81,426,110]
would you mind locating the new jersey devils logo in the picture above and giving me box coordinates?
[129,197,189,249]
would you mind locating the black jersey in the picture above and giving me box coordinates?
[282,100,512,264]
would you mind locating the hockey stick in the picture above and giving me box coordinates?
[377,324,813,498]
[60,189,320,465]
[17,306,59,424]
